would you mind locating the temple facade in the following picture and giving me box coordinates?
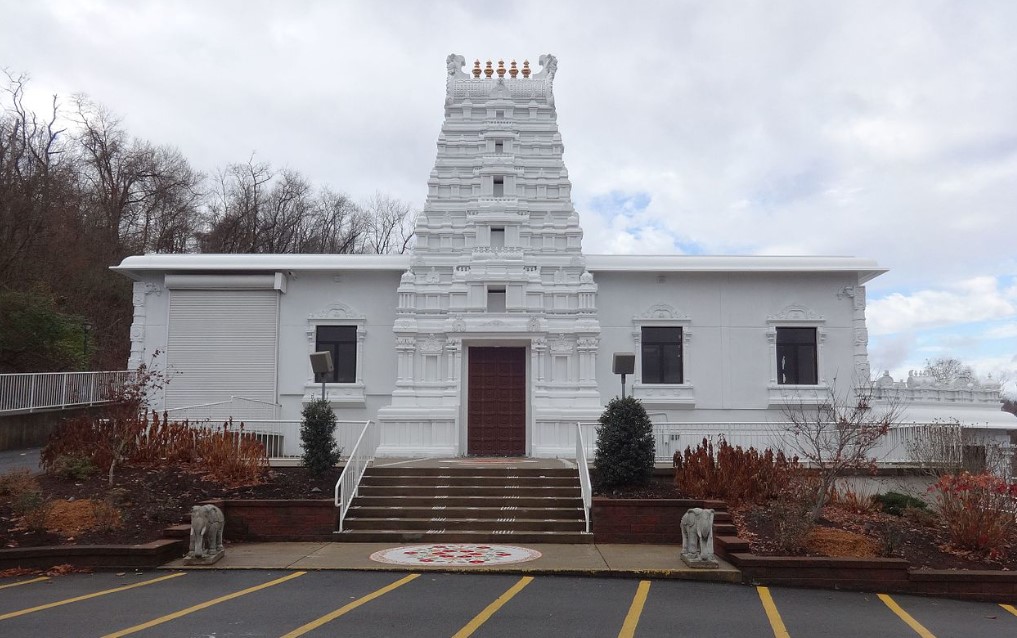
[114,54,1010,459]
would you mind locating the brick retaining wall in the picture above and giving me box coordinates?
[592,498,728,544]
[210,499,338,542]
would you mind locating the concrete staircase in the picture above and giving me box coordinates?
[334,466,591,543]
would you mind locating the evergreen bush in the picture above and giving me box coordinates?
[873,491,927,516]
[594,396,655,489]
[301,398,340,476]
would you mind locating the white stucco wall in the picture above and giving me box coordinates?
[593,270,863,421]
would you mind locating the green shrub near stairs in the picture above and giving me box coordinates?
[301,398,340,477]
[594,396,655,490]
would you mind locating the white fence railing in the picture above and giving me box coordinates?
[579,420,971,466]
[576,423,592,533]
[335,420,378,532]
[0,371,131,414]
[164,396,281,422]
[166,418,366,460]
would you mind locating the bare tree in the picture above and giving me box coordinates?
[74,96,202,255]
[363,192,416,254]
[923,358,973,385]
[903,419,964,476]
[781,381,906,520]
[0,71,71,284]
[299,188,368,254]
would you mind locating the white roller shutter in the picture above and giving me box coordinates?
[165,289,279,415]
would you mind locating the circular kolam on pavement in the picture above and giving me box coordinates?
[369,543,542,566]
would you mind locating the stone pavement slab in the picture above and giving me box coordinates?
[163,541,741,583]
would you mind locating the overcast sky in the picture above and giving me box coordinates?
[3,0,1015,393]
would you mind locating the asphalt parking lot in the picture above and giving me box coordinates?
[1,569,1015,637]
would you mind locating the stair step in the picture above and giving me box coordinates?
[366,467,577,477]
[343,517,585,532]
[362,475,577,487]
[334,530,593,544]
[162,524,191,539]
[349,506,582,519]
[354,495,583,508]
[358,485,579,497]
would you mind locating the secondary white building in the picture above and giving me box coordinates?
[114,54,1011,460]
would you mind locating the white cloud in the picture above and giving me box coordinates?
[867,277,1017,336]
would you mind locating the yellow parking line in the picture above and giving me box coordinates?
[1000,603,1017,618]
[756,586,790,638]
[281,573,420,638]
[0,572,185,621]
[0,576,49,590]
[452,575,534,638]
[878,594,936,638]
[618,580,651,638]
[102,570,306,637]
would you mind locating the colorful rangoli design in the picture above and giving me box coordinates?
[369,543,542,566]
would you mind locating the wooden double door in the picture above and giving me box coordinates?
[467,347,526,456]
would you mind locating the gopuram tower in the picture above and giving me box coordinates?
[376,55,602,457]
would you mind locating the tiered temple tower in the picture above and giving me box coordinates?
[376,54,602,457]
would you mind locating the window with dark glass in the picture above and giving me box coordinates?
[315,326,356,383]
[776,327,818,385]
[492,176,504,197]
[641,327,683,384]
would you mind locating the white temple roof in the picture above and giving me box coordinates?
[113,253,886,282]
[584,255,886,283]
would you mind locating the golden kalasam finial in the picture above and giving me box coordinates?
[521,60,531,78]
[473,59,482,78]
[484,60,494,78]
[497,59,506,77]
[509,60,518,78]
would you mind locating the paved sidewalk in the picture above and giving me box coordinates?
[162,542,741,582]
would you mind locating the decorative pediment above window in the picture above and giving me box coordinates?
[766,304,825,324]
[309,302,365,321]
[635,303,690,322]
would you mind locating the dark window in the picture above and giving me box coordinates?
[493,176,504,197]
[776,327,818,385]
[491,227,505,247]
[487,286,506,312]
[494,141,504,154]
[641,327,683,384]
[315,326,356,383]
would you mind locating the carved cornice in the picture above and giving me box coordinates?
[634,303,689,322]
[766,304,825,323]
[309,302,365,322]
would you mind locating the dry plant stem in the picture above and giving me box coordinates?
[780,379,906,521]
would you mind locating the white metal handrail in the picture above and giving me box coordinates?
[0,370,131,414]
[652,421,967,465]
[576,422,592,534]
[334,419,378,532]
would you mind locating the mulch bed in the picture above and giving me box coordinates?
[1,466,340,549]
[731,502,1017,571]
[596,476,1017,571]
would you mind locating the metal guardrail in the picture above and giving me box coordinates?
[579,420,968,465]
[0,370,131,414]
[576,423,592,533]
[164,396,281,421]
[334,420,378,532]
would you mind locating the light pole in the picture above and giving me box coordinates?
[613,352,635,398]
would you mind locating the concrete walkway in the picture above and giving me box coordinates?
[162,542,741,582]
[0,447,41,473]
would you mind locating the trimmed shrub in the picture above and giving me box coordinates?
[594,396,655,490]
[931,472,1017,556]
[301,398,340,477]
[196,420,267,488]
[872,491,927,517]
[47,455,97,481]
[674,437,801,504]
